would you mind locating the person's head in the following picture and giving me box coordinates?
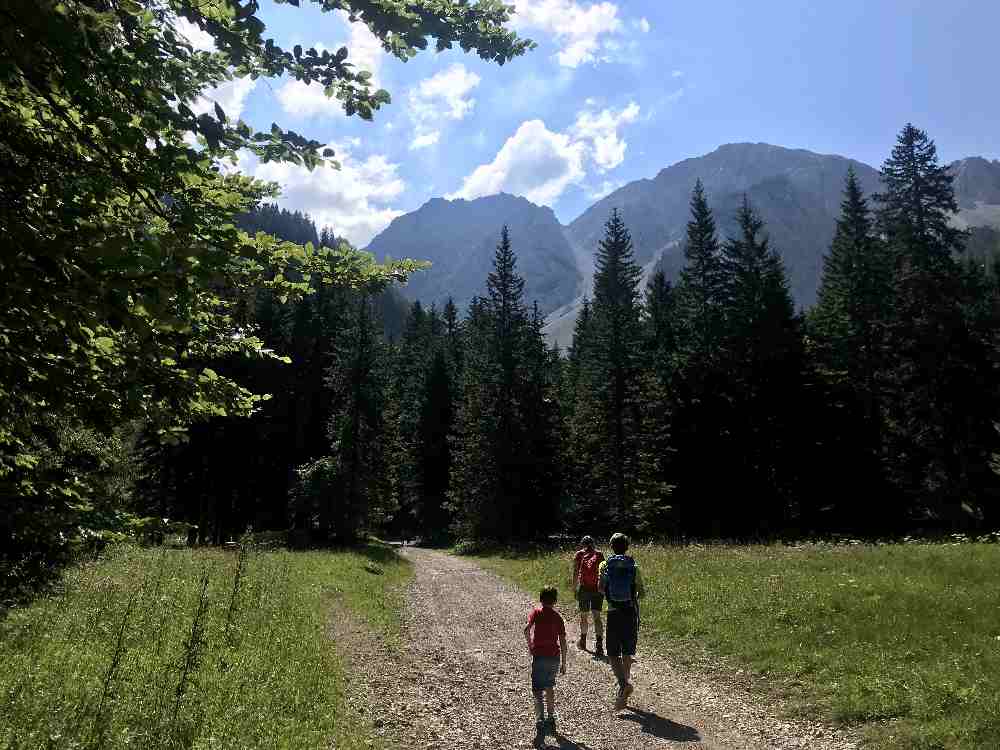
[539,586,558,607]
[581,535,595,551]
[610,532,630,555]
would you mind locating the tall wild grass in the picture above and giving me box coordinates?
[1,543,411,749]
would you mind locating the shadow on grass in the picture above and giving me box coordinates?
[617,708,700,742]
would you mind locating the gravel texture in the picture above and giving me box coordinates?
[331,548,861,750]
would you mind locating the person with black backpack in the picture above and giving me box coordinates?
[598,532,645,710]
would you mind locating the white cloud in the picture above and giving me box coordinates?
[407,64,480,145]
[570,101,639,171]
[276,13,385,119]
[247,141,404,246]
[276,79,342,118]
[175,16,215,52]
[637,17,651,33]
[449,101,640,204]
[672,70,684,78]
[192,76,256,122]
[410,131,441,150]
[512,0,622,67]
[588,179,624,200]
[447,120,585,205]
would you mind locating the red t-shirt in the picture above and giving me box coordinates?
[527,606,566,657]
[575,548,605,591]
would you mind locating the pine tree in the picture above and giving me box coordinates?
[587,209,649,528]
[875,124,997,520]
[717,197,803,533]
[676,180,726,370]
[643,269,678,380]
[808,168,894,524]
[324,294,390,541]
[449,230,557,541]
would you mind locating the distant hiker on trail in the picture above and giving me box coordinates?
[572,535,605,657]
[598,533,645,710]
[524,586,568,741]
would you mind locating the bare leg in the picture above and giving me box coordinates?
[593,611,604,640]
[579,610,589,637]
[544,687,555,717]
[623,654,633,685]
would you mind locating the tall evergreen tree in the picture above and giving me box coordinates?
[808,168,894,525]
[676,180,726,370]
[875,124,998,522]
[717,197,803,532]
[449,230,558,541]
[586,209,649,528]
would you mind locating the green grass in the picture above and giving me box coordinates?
[0,543,411,750]
[477,543,1000,749]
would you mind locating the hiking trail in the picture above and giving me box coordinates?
[331,548,859,750]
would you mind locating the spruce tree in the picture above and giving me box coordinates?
[875,124,997,520]
[808,168,894,523]
[677,180,726,370]
[717,197,802,532]
[588,209,648,528]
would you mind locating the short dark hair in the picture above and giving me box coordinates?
[581,535,594,547]
[540,586,558,605]
[610,532,629,554]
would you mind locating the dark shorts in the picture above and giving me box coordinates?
[531,655,560,691]
[578,588,604,612]
[606,606,638,658]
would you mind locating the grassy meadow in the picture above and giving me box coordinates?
[0,543,411,750]
[478,542,1000,749]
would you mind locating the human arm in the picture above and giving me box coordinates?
[597,560,607,595]
[571,551,581,590]
[634,565,645,600]
[559,632,568,674]
[524,611,535,653]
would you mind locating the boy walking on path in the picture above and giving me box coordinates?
[524,586,568,741]
[598,533,645,710]
[572,535,605,656]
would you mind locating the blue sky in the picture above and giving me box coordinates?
[188,0,1000,246]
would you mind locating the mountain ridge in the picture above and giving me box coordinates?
[365,144,1000,344]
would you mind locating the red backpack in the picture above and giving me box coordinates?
[578,550,603,590]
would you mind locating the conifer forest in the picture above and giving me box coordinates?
[4,1,1000,603]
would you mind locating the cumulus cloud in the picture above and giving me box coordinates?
[447,120,585,205]
[275,12,385,119]
[247,141,404,246]
[512,0,622,67]
[410,131,441,150]
[570,101,640,171]
[407,64,480,147]
[175,16,215,52]
[637,17,651,33]
[448,101,639,204]
[191,76,256,122]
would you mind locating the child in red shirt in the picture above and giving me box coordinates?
[524,586,568,741]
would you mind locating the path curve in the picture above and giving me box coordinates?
[334,548,859,750]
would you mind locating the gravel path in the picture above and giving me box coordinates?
[332,548,860,750]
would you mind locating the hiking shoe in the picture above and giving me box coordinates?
[577,634,586,650]
[594,636,605,657]
[614,688,628,710]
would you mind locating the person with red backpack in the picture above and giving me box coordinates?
[571,535,605,657]
[598,532,645,710]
